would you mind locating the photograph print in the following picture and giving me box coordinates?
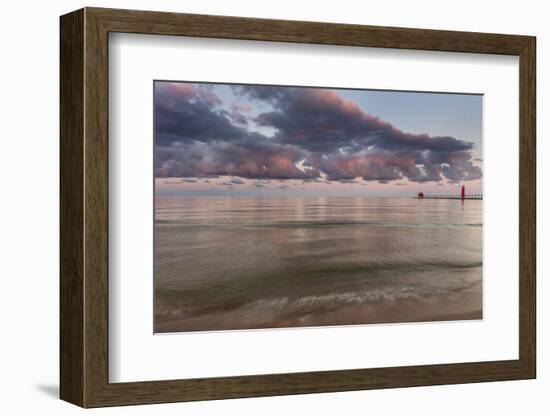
[154,81,483,333]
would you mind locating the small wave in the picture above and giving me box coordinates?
[156,220,483,229]
[157,279,481,322]
[239,286,448,316]
[282,259,483,276]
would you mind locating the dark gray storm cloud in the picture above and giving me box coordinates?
[155,82,481,183]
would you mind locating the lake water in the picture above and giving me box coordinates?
[154,196,482,332]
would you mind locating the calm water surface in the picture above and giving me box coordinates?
[154,196,482,332]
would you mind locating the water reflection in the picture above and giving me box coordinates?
[155,196,482,332]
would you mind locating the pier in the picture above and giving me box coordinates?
[416,185,482,200]
[417,194,482,200]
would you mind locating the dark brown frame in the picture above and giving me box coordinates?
[60,7,536,408]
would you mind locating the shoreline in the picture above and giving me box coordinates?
[156,289,482,334]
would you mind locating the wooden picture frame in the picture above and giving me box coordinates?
[60,7,536,408]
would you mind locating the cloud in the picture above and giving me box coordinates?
[338,179,360,184]
[225,103,250,126]
[155,83,481,184]
[276,184,291,191]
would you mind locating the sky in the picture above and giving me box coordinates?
[154,81,482,197]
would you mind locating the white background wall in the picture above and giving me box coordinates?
[0,0,545,414]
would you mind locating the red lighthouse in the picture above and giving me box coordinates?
[460,185,465,200]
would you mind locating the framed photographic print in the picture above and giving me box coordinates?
[60,7,536,407]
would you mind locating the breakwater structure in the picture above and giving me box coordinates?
[417,185,482,200]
